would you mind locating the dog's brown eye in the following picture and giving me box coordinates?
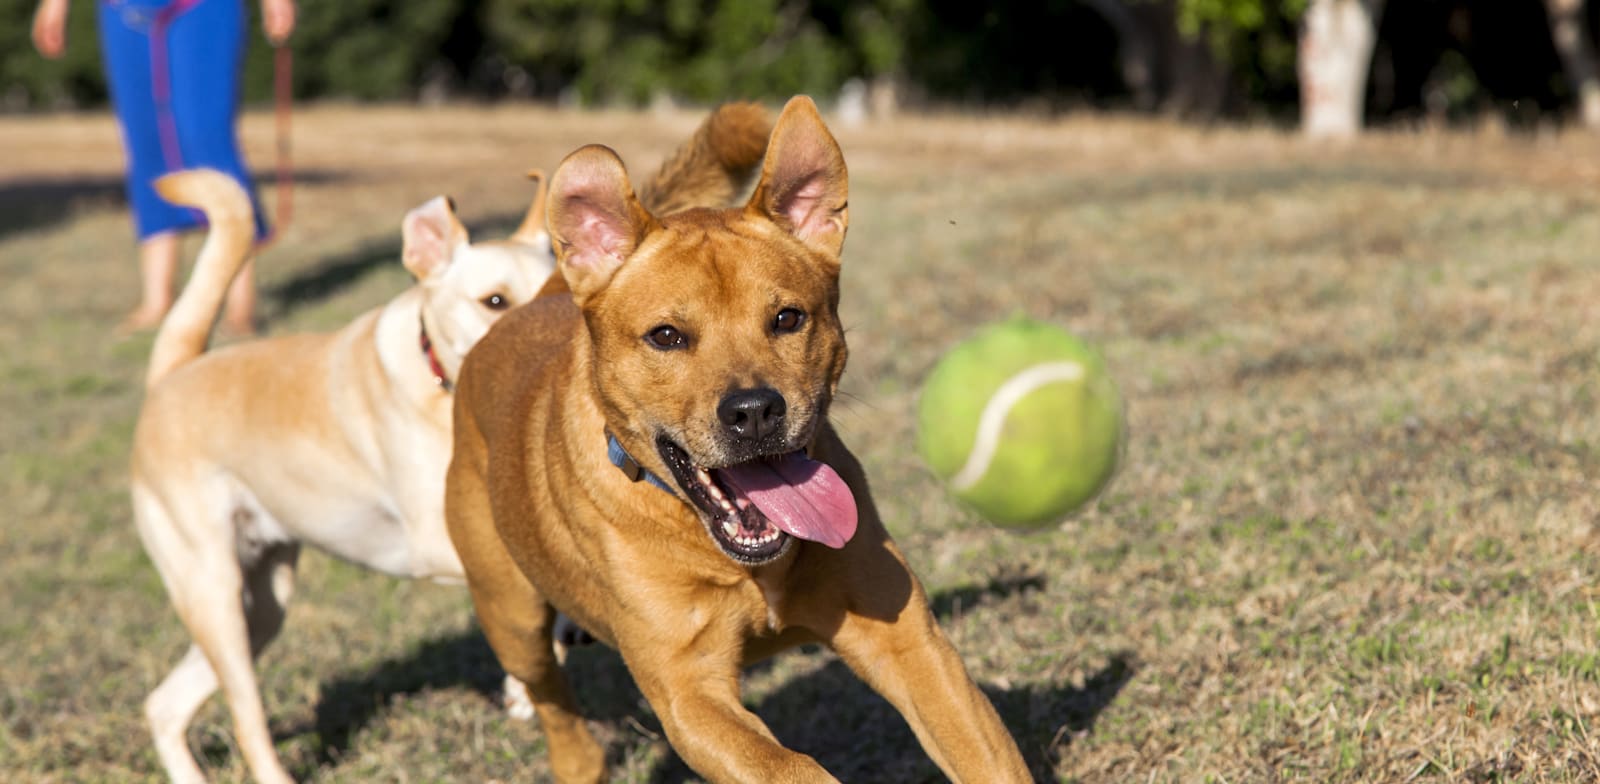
[647,325,687,350]
[480,293,509,311]
[773,308,805,334]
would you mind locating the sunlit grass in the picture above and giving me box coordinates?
[2,104,1598,781]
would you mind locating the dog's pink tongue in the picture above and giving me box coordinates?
[718,453,858,548]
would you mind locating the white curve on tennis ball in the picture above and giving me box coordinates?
[949,361,1086,492]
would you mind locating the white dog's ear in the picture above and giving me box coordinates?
[746,95,848,257]
[402,196,469,280]
[547,145,658,302]
[510,168,549,246]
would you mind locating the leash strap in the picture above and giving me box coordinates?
[606,432,677,496]
[272,44,292,231]
[260,43,293,247]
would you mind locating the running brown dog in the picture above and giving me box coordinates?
[446,96,1031,783]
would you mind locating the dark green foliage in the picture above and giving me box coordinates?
[480,0,910,104]
[0,0,106,109]
[240,0,466,102]
[1171,0,1308,41]
[1175,0,1307,111]
[1,0,468,107]
[0,0,1593,123]
[898,0,1126,106]
[4,0,911,108]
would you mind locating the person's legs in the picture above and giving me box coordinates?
[100,2,204,334]
[220,258,258,337]
[118,231,181,335]
[119,236,257,338]
[167,0,265,337]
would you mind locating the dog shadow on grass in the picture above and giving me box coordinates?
[634,652,1133,784]
[298,571,1132,782]
[633,571,1133,783]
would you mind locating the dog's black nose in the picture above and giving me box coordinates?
[718,387,787,441]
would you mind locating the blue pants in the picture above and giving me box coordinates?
[98,0,269,241]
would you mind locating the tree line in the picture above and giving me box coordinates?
[4,0,1599,134]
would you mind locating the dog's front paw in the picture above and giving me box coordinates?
[502,673,535,721]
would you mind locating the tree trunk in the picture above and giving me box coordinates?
[1545,0,1600,129]
[1298,0,1385,138]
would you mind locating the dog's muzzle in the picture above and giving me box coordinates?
[654,424,858,565]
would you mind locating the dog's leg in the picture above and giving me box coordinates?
[229,532,302,784]
[138,488,299,784]
[471,583,605,782]
[468,579,605,783]
[193,532,300,784]
[448,469,604,783]
[623,629,837,783]
[144,537,296,783]
[145,644,218,784]
[146,538,298,783]
[137,487,223,784]
[826,551,1032,784]
[509,613,592,721]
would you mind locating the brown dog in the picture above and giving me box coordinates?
[129,103,772,784]
[446,96,1031,782]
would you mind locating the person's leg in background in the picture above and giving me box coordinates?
[128,231,182,333]
[168,0,268,336]
[100,0,271,336]
[99,1,204,334]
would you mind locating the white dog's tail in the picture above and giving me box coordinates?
[144,169,258,390]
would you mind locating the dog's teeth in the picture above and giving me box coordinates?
[698,469,730,505]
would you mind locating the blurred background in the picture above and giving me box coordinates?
[5,0,1600,136]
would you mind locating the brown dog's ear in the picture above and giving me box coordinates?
[402,196,469,280]
[746,95,849,257]
[510,168,549,246]
[547,144,657,301]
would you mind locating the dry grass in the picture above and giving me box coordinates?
[3,104,1599,782]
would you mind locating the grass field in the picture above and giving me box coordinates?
[3,104,1600,782]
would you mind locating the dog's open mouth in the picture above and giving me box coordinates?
[656,436,858,564]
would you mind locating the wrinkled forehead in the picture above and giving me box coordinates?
[595,213,833,320]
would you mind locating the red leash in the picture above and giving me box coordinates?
[264,43,293,245]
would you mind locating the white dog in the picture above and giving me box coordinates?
[130,168,554,783]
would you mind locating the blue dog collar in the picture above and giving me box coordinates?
[606,432,677,496]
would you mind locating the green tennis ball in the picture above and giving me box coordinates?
[917,317,1123,528]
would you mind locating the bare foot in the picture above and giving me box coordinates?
[115,306,167,337]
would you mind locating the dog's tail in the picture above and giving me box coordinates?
[509,168,549,246]
[637,101,773,216]
[144,169,258,390]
